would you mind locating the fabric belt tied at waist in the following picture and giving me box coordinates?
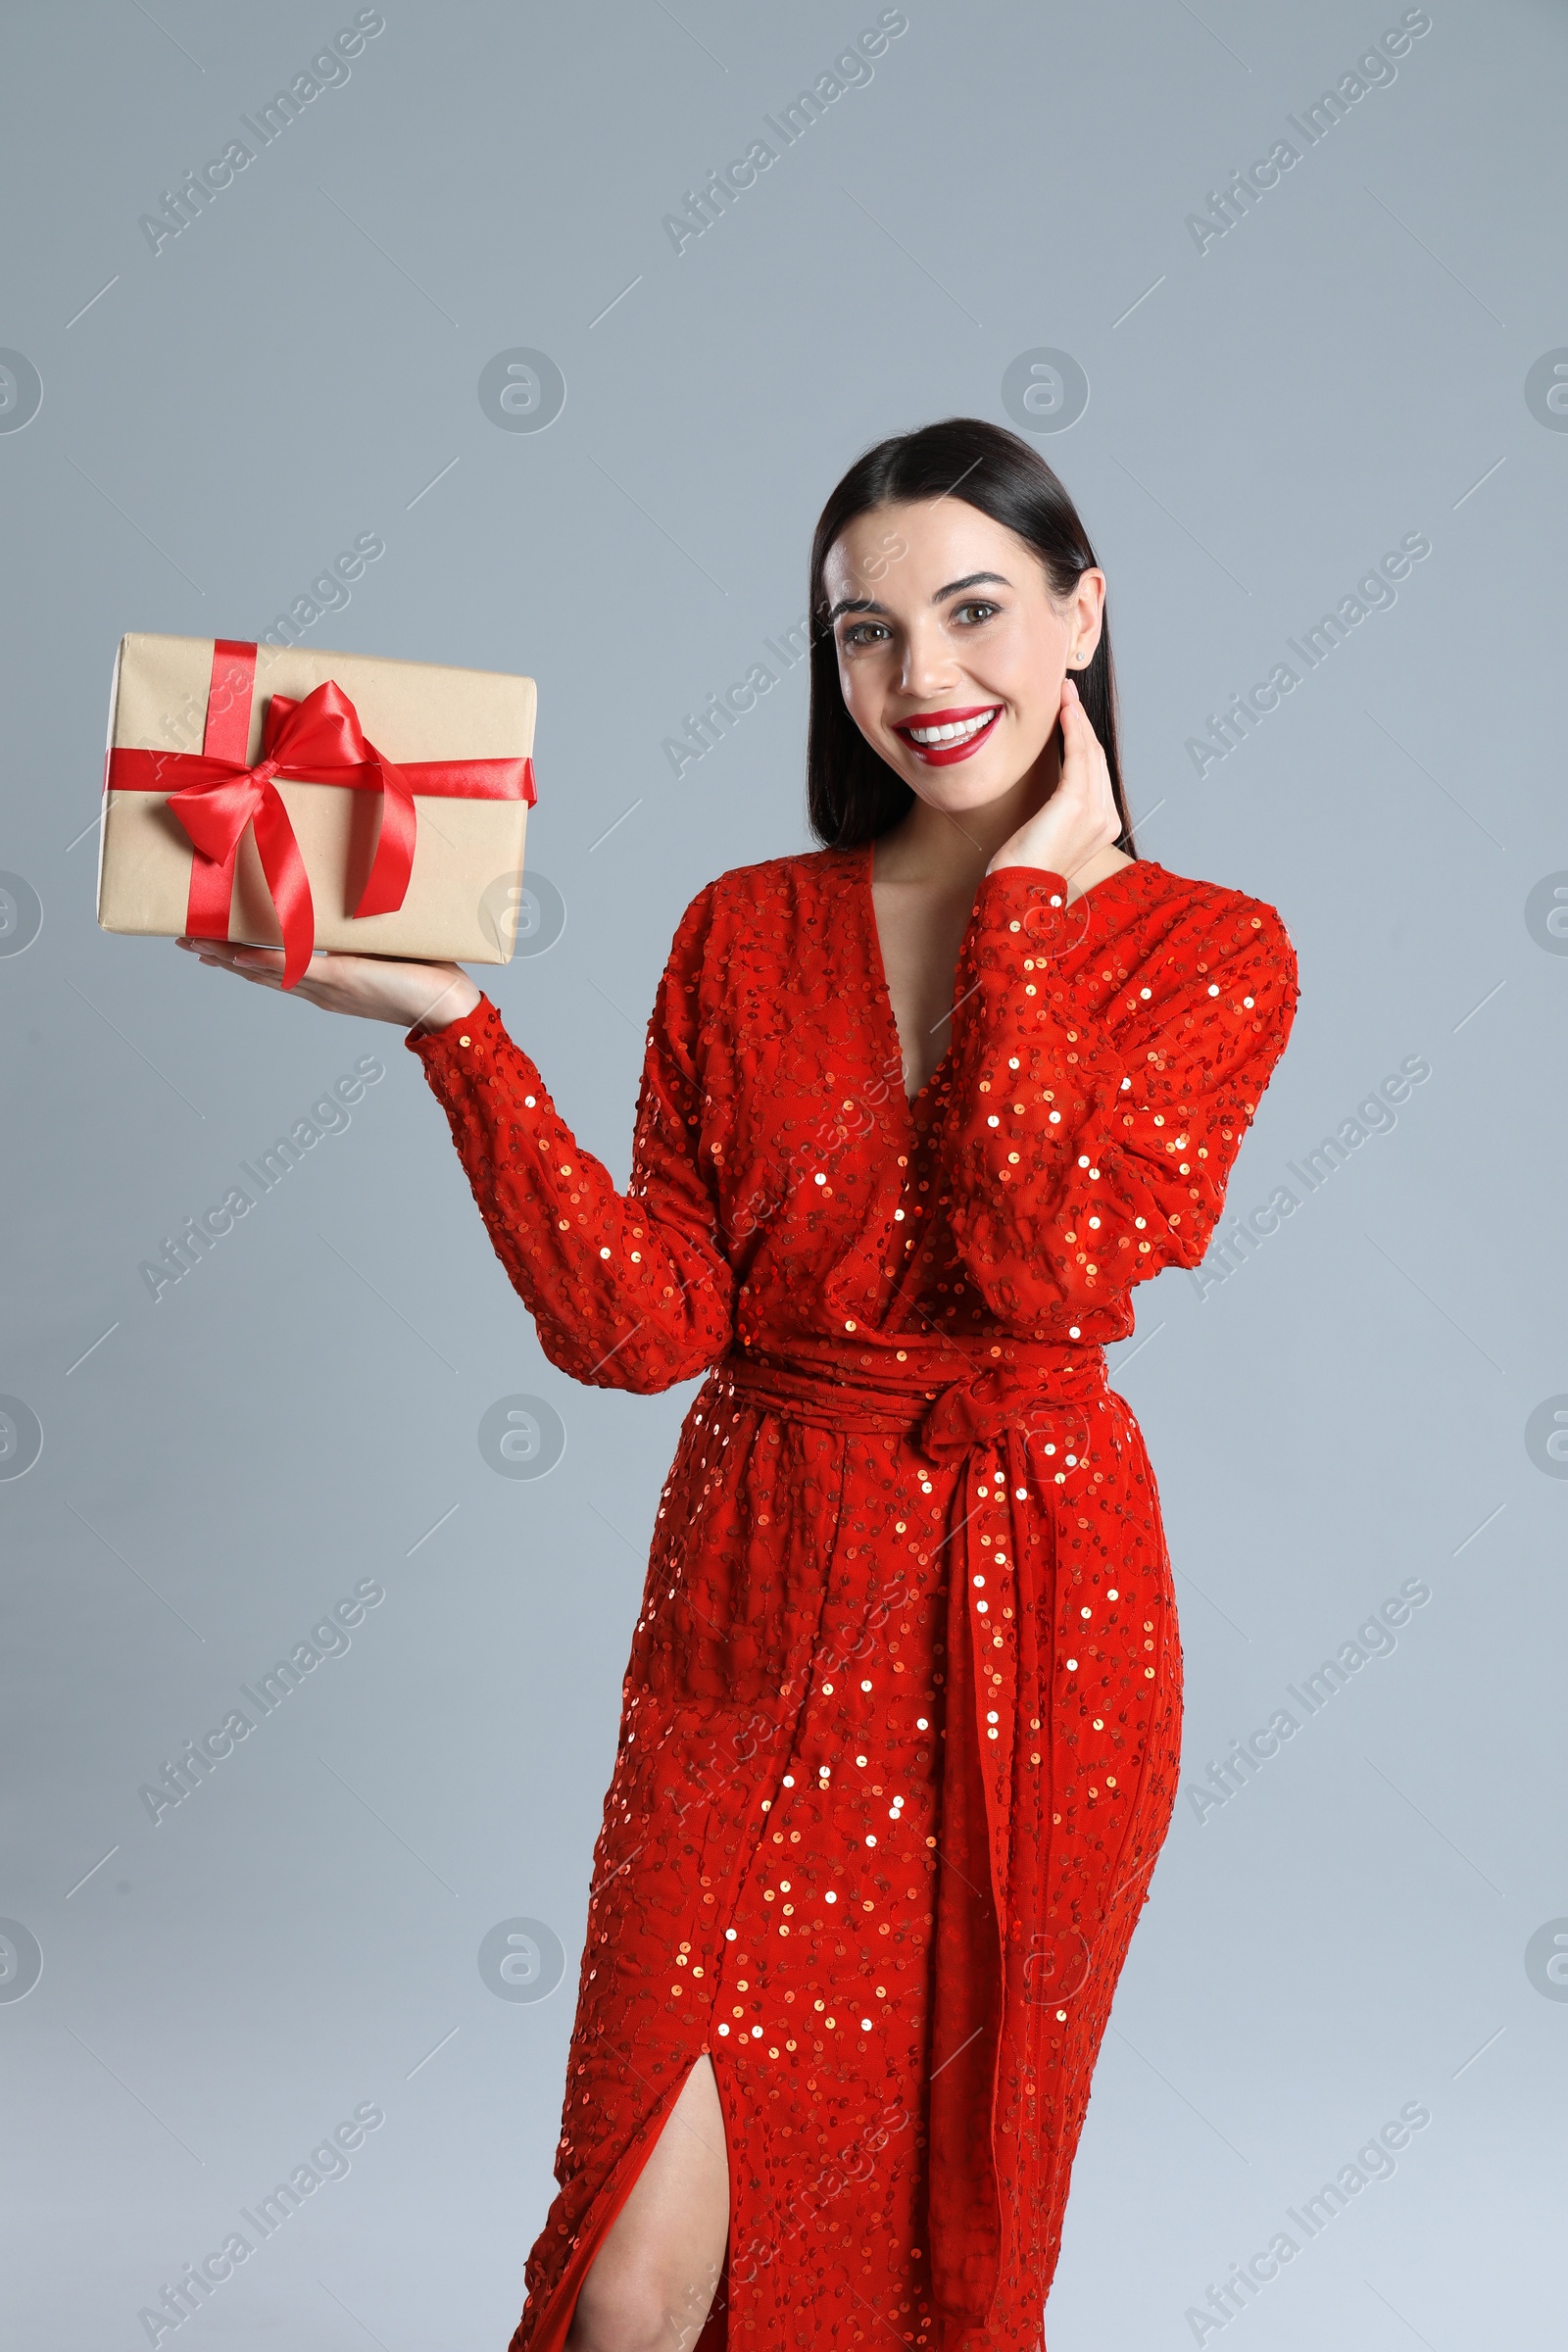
[720,1339,1108,1458]
[715,1339,1116,2330]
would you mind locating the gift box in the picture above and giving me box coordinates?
[97,634,537,986]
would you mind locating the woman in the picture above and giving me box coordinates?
[183,417,1299,2351]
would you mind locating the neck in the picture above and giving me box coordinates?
[876,734,1065,884]
[870,734,1136,902]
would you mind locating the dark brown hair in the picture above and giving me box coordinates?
[805,416,1134,855]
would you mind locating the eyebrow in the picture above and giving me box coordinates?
[824,570,1013,624]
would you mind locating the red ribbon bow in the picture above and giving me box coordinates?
[163,678,415,989]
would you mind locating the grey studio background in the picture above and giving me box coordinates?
[1,2,1564,2346]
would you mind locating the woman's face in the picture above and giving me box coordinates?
[822,498,1104,815]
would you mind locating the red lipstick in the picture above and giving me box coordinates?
[890,704,1003,766]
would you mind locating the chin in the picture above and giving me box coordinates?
[895,739,1044,810]
[911,770,1011,814]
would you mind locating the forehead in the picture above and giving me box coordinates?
[823,498,1039,599]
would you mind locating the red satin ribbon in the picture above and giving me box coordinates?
[107,639,536,988]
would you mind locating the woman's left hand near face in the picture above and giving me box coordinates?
[986,676,1122,888]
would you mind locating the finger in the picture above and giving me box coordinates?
[202,959,278,985]
[1062,693,1110,782]
[1058,701,1100,789]
[1061,683,1100,743]
[236,954,344,999]
[1059,697,1096,763]
[201,943,290,977]
[189,946,286,988]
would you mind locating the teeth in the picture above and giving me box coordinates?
[906,710,997,745]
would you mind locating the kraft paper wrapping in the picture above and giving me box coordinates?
[97,633,536,963]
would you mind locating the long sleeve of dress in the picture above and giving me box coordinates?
[934,863,1300,1329]
[406,884,735,1392]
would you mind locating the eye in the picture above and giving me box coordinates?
[952,600,1001,626]
[839,619,891,650]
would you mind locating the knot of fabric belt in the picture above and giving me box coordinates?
[915,1351,1106,1464]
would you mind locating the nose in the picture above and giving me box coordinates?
[895,613,964,702]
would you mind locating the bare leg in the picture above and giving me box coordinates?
[565,2054,730,2352]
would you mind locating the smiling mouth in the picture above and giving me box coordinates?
[892,705,1003,763]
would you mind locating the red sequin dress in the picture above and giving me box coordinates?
[409,844,1299,2352]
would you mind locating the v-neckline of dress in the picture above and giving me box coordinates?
[857,838,959,1117]
[856,837,1151,1119]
